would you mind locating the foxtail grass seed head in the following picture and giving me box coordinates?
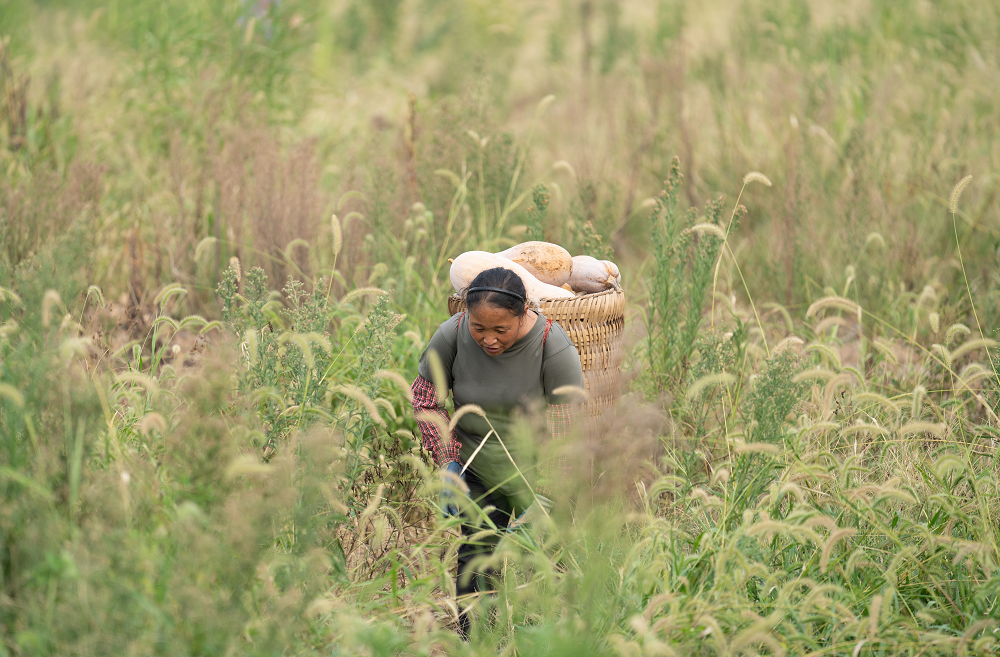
[139,412,167,435]
[229,257,241,283]
[535,94,556,118]
[899,421,946,438]
[949,175,972,214]
[553,160,576,177]
[42,289,62,328]
[551,384,589,401]
[864,232,886,250]
[686,372,736,400]
[688,223,728,240]
[86,285,106,308]
[331,213,343,258]
[332,384,385,426]
[375,370,413,402]
[774,335,805,354]
[194,237,217,264]
[911,384,927,419]
[931,343,951,366]
[742,171,773,187]
[806,295,861,320]
[945,322,969,345]
[448,404,487,433]
[929,312,940,334]
[821,528,857,574]
[0,286,23,308]
[0,383,25,407]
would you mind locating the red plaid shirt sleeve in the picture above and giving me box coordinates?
[410,375,461,467]
[536,403,575,498]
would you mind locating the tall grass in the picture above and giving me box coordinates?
[2,1,1000,654]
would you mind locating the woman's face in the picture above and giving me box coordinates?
[468,303,525,356]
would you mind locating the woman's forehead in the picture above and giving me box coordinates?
[469,305,519,326]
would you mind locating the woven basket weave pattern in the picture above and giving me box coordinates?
[447,288,625,413]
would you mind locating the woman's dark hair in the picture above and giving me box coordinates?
[464,267,527,317]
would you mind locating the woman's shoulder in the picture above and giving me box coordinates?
[426,313,463,347]
[441,312,463,331]
[538,315,575,357]
[538,315,583,388]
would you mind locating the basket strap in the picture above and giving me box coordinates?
[540,318,555,394]
[542,318,553,350]
[455,311,465,331]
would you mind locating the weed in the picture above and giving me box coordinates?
[646,156,747,393]
[525,183,550,242]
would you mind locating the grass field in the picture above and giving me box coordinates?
[2,1,1000,654]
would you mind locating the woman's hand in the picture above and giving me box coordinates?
[508,493,552,531]
[439,461,468,517]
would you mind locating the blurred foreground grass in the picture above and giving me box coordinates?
[2,1,1000,654]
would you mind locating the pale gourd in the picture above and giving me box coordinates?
[450,251,575,300]
[568,255,619,293]
[495,241,573,287]
[601,260,622,285]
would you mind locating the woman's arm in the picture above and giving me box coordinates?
[410,374,461,467]
[412,315,461,466]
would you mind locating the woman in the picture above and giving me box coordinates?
[410,267,584,638]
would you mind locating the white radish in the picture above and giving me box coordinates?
[449,251,575,300]
[569,255,618,293]
[495,241,573,287]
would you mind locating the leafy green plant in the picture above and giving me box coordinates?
[645,156,746,393]
[525,182,550,242]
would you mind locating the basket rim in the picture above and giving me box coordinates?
[448,286,624,304]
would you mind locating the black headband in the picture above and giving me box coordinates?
[466,286,526,303]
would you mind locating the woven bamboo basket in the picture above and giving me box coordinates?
[447,287,626,414]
